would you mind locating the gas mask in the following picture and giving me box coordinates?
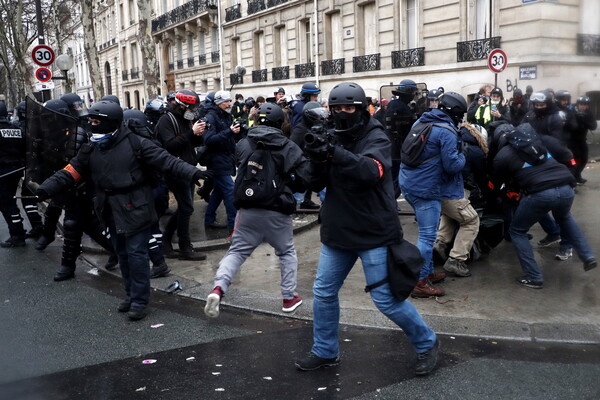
[183,109,196,121]
[332,110,363,134]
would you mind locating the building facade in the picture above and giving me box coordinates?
[82,0,600,114]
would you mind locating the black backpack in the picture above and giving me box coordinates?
[506,124,548,166]
[401,122,456,167]
[233,141,295,214]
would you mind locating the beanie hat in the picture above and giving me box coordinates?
[214,91,232,105]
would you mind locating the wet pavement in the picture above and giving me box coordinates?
[77,160,600,345]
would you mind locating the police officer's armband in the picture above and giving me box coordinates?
[64,164,82,182]
[372,158,384,179]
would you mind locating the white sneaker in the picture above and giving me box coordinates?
[555,248,573,261]
[204,287,222,318]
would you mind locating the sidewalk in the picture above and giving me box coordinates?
[81,162,600,345]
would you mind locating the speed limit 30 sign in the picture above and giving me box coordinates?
[487,48,507,73]
[31,45,56,67]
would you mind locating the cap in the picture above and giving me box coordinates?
[274,87,285,95]
[214,91,233,105]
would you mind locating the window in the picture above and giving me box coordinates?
[131,43,138,69]
[231,37,240,67]
[476,0,491,39]
[187,34,194,58]
[119,4,124,29]
[325,12,342,60]
[358,2,377,55]
[299,20,312,63]
[253,31,265,70]
[274,25,288,66]
[406,0,417,49]
[128,0,135,24]
[211,27,219,53]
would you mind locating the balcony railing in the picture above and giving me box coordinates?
[230,73,243,86]
[457,36,501,62]
[321,58,345,75]
[353,53,380,73]
[391,47,425,68]
[122,71,128,81]
[248,0,266,15]
[187,57,195,67]
[267,0,287,7]
[225,4,241,22]
[295,62,315,78]
[252,69,268,83]
[211,51,220,63]
[577,34,600,56]
[272,66,289,80]
[177,59,184,69]
[198,54,207,65]
[130,67,139,79]
[151,0,217,32]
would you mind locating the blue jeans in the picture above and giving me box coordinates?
[539,213,573,250]
[403,193,442,280]
[311,244,437,358]
[110,226,152,308]
[510,185,594,282]
[205,174,237,229]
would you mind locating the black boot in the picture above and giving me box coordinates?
[178,242,207,261]
[104,253,119,271]
[35,234,55,251]
[0,236,26,248]
[54,228,81,282]
[25,225,44,239]
[54,265,76,281]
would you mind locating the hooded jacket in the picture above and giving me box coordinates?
[400,109,466,200]
[203,102,237,176]
[307,117,402,250]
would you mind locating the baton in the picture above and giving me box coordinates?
[0,167,25,179]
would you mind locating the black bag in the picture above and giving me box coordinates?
[233,141,295,214]
[364,239,423,301]
[506,124,548,166]
[401,122,456,167]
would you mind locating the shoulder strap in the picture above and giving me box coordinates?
[167,111,181,136]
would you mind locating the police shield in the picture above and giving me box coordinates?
[25,97,79,185]
[379,82,429,117]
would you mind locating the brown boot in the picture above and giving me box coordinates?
[411,279,445,298]
[428,272,446,284]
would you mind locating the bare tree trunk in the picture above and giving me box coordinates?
[80,0,103,100]
[137,0,159,100]
[12,0,33,99]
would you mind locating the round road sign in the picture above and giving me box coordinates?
[35,67,53,82]
[487,48,507,73]
[31,45,56,67]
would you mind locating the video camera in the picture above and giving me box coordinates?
[197,116,211,130]
[304,123,334,147]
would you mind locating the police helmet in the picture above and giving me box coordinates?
[123,109,149,128]
[60,93,83,108]
[576,96,591,105]
[300,82,321,95]
[166,91,177,103]
[244,97,256,109]
[257,103,284,129]
[175,89,199,108]
[17,101,26,120]
[530,91,550,105]
[205,91,216,103]
[43,99,71,116]
[438,92,468,124]
[427,87,444,100]
[145,98,165,112]
[88,100,124,132]
[302,101,329,126]
[328,82,367,108]
[101,94,121,105]
[555,90,571,103]
[392,79,417,96]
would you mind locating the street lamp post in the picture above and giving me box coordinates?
[54,54,74,94]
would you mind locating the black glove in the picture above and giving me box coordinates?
[34,188,49,202]
[304,142,334,163]
[194,169,213,183]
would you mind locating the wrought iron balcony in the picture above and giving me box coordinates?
[151,0,217,33]
[177,59,184,69]
[225,4,241,22]
[230,73,243,86]
[321,58,345,76]
[248,0,266,15]
[122,71,128,81]
[187,56,195,67]
[252,69,268,83]
[272,66,289,80]
[211,51,220,63]
[168,62,174,71]
[457,36,500,62]
[391,47,425,68]
[267,0,287,7]
[198,54,207,65]
[353,53,380,73]
[577,34,600,56]
[295,62,315,78]
[130,67,139,79]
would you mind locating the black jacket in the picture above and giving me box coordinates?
[384,98,415,160]
[308,118,402,250]
[236,125,311,214]
[203,103,237,176]
[0,119,24,166]
[39,127,200,236]
[155,107,202,165]
[492,134,575,194]
[522,105,565,141]
[572,109,597,141]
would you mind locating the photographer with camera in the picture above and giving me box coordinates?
[473,87,511,130]
[202,91,240,234]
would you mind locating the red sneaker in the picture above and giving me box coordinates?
[282,295,303,312]
[204,286,223,318]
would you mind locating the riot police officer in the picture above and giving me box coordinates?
[385,79,419,198]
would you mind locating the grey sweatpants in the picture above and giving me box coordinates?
[213,208,298,299]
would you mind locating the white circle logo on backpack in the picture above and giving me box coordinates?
[245,188,254,197]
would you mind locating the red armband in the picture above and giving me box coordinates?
[372,158,384,179]
[569,158,577,166]
[64,164,82,182]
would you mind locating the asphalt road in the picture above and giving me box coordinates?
[1,220,600,400]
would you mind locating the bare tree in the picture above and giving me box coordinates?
[137,0,160,100]
[80,0,103,100]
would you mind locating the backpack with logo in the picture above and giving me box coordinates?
[234,141,296,214]
[401,122,457,167]
[506,124,548,167]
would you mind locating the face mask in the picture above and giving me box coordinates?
[333,111,362,134]
[90,121,117,135]
[491,100,500,105]
[534,107,548,117]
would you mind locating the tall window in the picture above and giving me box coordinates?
[187,34,194,58]
[253,31,265,70]
[128,0,135,24]
[231,37,240,67]
[211,27,219,54]
[131,43,138,69]
[119,4,124,29]
[362,2,377,54]
[274,25,288,65]
[299,20,311,63]
[199,30,206,54]
[325,12,342,60]
[177,39,183,61]
[121,46,128,71]
[476,0,492,39]
[407,0,417,48]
